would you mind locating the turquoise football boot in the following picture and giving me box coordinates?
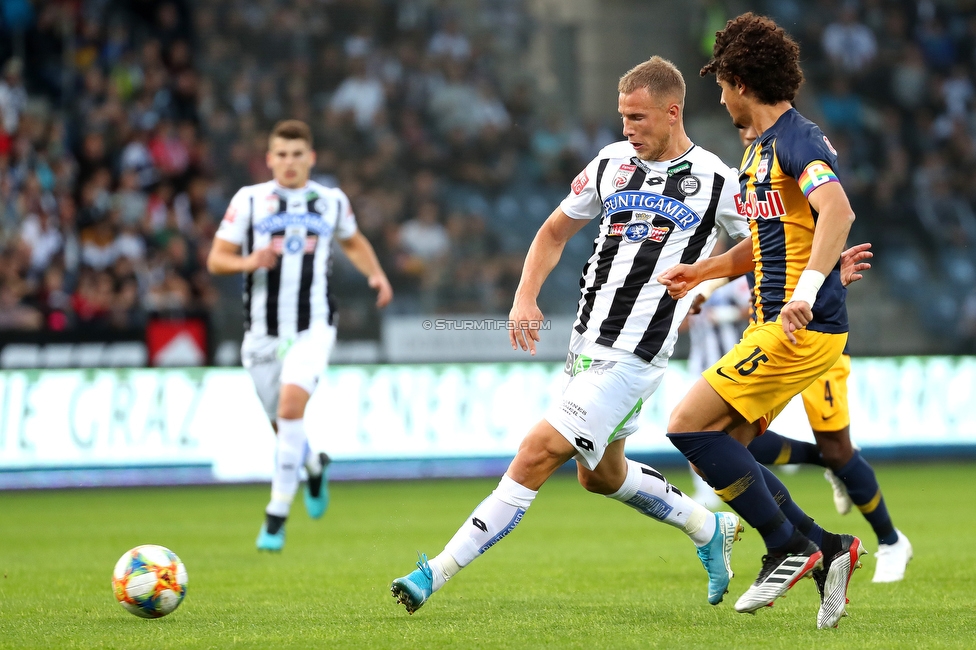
[697,511,742,604]
[391,553,434,614]
[256,522,286,552]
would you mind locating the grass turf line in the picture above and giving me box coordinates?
[0,463,972,649]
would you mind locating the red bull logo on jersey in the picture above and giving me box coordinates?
[602,191,701,230]
[734,190,787,220]
[612,164,637,189]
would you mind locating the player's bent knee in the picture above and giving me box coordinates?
[813,428,854,467]
[576,467,618,495]
[818,443,854,468]
[508,423,576,488]
[668,404,697,433]
[277,383,311,420]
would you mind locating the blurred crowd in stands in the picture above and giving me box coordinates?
[1,0,976,351]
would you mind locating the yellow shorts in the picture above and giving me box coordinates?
[704,320,848,431]
[800,353,851,431]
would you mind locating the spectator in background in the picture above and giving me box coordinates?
[568,117,617,166]
[0,57,27,133]
[398,199,450,305]
[821,4,877,76]
[0,279,41,329]
[917,16,956,73]
[329,56,385,132]
[428,14,471,62]
[818,77,865,135]
[19,203,61,277]
[400,201,450,260]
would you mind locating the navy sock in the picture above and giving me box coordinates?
[757,464,824,547]
[748,430,825,466]
[834,452,897,545]
[668,431,796,551]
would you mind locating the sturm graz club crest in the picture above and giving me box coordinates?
[678,175,700,196]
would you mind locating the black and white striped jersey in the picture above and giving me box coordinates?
[560,141,748,365]
[215,180,358,338]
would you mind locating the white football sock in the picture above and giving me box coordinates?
[266,418,307,518]
[428,475,537,592]
[303,442,323,477]
[608,460,715,546]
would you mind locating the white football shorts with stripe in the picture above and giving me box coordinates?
[544,332,665,471]
[242,325,337,420]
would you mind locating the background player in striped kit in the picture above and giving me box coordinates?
[208,120,392,551]
[391,56,752,614]
[658,13,867,628]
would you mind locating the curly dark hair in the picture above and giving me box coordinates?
[700,13,803,105]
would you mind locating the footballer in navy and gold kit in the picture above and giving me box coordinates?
[705,108,848,430]
[659,13,866,629]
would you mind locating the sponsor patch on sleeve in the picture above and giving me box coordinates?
[823,135,837,155]
[798,161,839,197]
[222,204,237,223]
[572,169,589,195]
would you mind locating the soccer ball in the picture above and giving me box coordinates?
[112,545,188,618]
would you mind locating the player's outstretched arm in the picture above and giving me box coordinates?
[510,207,588,355]
[207,237,277,275]
[657,237,753,300]
[338,230,393,308]
[840,242,872,287]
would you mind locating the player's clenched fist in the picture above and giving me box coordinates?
[657,263,702,300]
[245,244,278,272]
[780,300,813,344]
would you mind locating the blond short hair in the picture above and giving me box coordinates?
[618,56,686,106]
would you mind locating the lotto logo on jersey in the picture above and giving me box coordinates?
[612,164,637,189]
[572,169,589,195]
[734,190,786,220]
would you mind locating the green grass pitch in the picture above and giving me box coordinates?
[0,462,973,649]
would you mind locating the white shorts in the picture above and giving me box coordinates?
[241,326,337,420]
[544,333,666,471]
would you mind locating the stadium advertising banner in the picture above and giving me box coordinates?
[1,357,975,489]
